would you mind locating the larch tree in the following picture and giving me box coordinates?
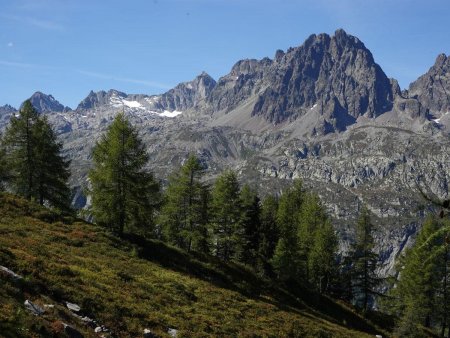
[349,206,380,312]
[239,184,261,266]
[385,216,450,336]
[258,194,279,276]
[271,179,304,281]
[1,100,71,209]
[89,113,159,237]
[159,155,209,253]
[209,170,242,261]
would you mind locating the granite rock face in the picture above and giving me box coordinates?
[409,53,450,116]
[27,91,70,113]
[203,29,394,133]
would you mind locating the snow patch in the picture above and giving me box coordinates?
[149,110,183,118]
[432,111,449,124]
[109,95,144,109]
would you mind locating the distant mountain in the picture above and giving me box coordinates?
[203,29,394,133]
[27,91,70,113]
[408,53,450,120]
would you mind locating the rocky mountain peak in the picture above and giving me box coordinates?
[26,91,70,113]
[408,53,450,115]
[155,72,217,112]
[249,29,394,129]
[76,89,126,111]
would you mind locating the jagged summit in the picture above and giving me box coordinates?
[204,29,394,132]
[26,92,70,113]
[408,53,450,116]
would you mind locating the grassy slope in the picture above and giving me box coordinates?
[0,193,385,337]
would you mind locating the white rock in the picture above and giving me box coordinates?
[168,328,178,337]
[66,301,81,312]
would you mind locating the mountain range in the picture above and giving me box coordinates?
[1,29,449,277]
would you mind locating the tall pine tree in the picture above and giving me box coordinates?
[159,155,209,253]
[271,180,304,281]
[258,194,279,276]
[210,170,242,261]
[349,206,380,312]
[1,100,71,209]
[385,216,450,336]
[89,113,159,237]
[239,184,261,266]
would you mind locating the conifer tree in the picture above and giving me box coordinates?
[89,113,159,237]
[210,170,242,261]
[308,218,338,293]
[271,180,303,281]
[0,135,9,191]
[349,206,380,312]
[298,193,328,281]
[385,216,450,336]
[259,194,279,275]
[239,184,261,266]
[160,155,209,252]
[1,100,71,209]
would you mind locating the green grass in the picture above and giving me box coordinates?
[0,193,386,337]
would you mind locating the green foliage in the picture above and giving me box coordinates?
[1,100,71,209]
[159,155,209,253]
[384,216,450,336]
[0,134,9,191]
[308,217,338,294]
[209,170,242,261]
[89,113,159,236]
[272,179,304,281]
[238,184,261,266]
[348,206,381,312]
[258,194,279,275]
[0,193,381,337]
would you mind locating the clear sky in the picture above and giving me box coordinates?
[1,0,449,108]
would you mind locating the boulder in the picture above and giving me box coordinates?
[24,300,45,316]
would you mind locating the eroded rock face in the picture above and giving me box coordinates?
[27,92,70,113]
[203,29,394,132]
[409,53,450,116]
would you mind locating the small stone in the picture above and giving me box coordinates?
[66,302,81,312]
[24,300,45,316]
[168,328,178,337]
[0,265,23,280]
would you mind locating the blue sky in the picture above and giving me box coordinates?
[1,0,449,108]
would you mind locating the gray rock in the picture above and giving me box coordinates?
[409,53,450,115]
[25,91,70,113]
[168,328,178,337]
[24,300,45,316]
[66,301,81,312]
[0,265,23,280]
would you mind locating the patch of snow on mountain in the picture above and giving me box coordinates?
[148,110,183,118]
[160,110,182,118]
[122,99,143,109]
[432,111,450,124]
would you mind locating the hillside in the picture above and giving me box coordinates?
[0,193,386,337]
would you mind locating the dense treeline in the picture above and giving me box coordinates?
[1,109,449,335]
